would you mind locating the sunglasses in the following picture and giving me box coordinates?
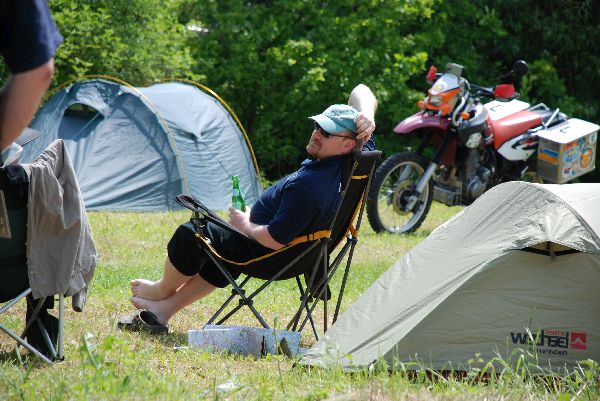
[313,122,356,140]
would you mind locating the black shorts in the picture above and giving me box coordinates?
[167,221,271,287]
[167,221,320,288]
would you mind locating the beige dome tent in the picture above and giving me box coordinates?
[300,181,600,372]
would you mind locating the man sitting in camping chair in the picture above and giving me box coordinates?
[120,84,377,334]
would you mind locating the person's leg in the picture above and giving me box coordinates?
[130,256,191,301]
[130,274,216,325]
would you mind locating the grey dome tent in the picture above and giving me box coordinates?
[21,78,261,211]
[300,181,600,372]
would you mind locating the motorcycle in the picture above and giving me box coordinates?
[366,60,599,234]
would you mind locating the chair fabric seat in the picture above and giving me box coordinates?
[0,167,29,302]
[196,220,324,281]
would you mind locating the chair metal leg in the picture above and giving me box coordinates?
[322,255,328,333]
[205,252,271,328]
[334,237,358,323]
[288,250,322,333]
[36,319,57,360]
[0,321,53,364]
[290,277,319,340]
[22,296,58,361]
[58,294,64,360]
[32,294,65,361]
[294,246,346,336]
[286,279,304,331]
[289,245,341,337]
[2,292,66,364]
[0,288,31,314]
[216,290,270,329]
[204,241,321,330]
[21,296,45,338]
[296,242,350,334]
[205,276,252,327]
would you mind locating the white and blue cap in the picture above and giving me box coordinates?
[309,104,359,134]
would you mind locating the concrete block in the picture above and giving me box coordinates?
[188,325,302,357]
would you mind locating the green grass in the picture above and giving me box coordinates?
[0,203,598,400]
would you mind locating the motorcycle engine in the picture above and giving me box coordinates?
[434,140,493,206]
[462,147,492,201]
[433,104,495,206]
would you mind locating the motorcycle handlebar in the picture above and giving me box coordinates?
[468,84,495,98]
[468,83,520,101]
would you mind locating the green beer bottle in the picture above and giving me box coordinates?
[231,175,246,212]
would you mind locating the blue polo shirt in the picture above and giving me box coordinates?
[250,155,347,245]
[0,0,63,73]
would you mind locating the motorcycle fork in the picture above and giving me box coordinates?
[415,130,433,156]
[406,128,456,211]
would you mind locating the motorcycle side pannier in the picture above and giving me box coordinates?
[536,118,599,183]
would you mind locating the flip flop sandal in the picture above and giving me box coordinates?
[117,310,168,335]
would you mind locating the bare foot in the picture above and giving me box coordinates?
[130,279,171,301]
[130,295,153,310]
[130,296,169,325]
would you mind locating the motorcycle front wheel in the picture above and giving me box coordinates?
[366,152,433,234]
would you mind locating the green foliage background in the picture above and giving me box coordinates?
[1,0,598,181]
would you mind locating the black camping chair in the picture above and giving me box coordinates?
[177,150,381,339]
[0,165,65,364]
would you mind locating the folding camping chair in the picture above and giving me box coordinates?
[177,150,381,340]
[0,164,65,364]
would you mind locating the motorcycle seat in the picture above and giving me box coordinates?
[491,110,542,149]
